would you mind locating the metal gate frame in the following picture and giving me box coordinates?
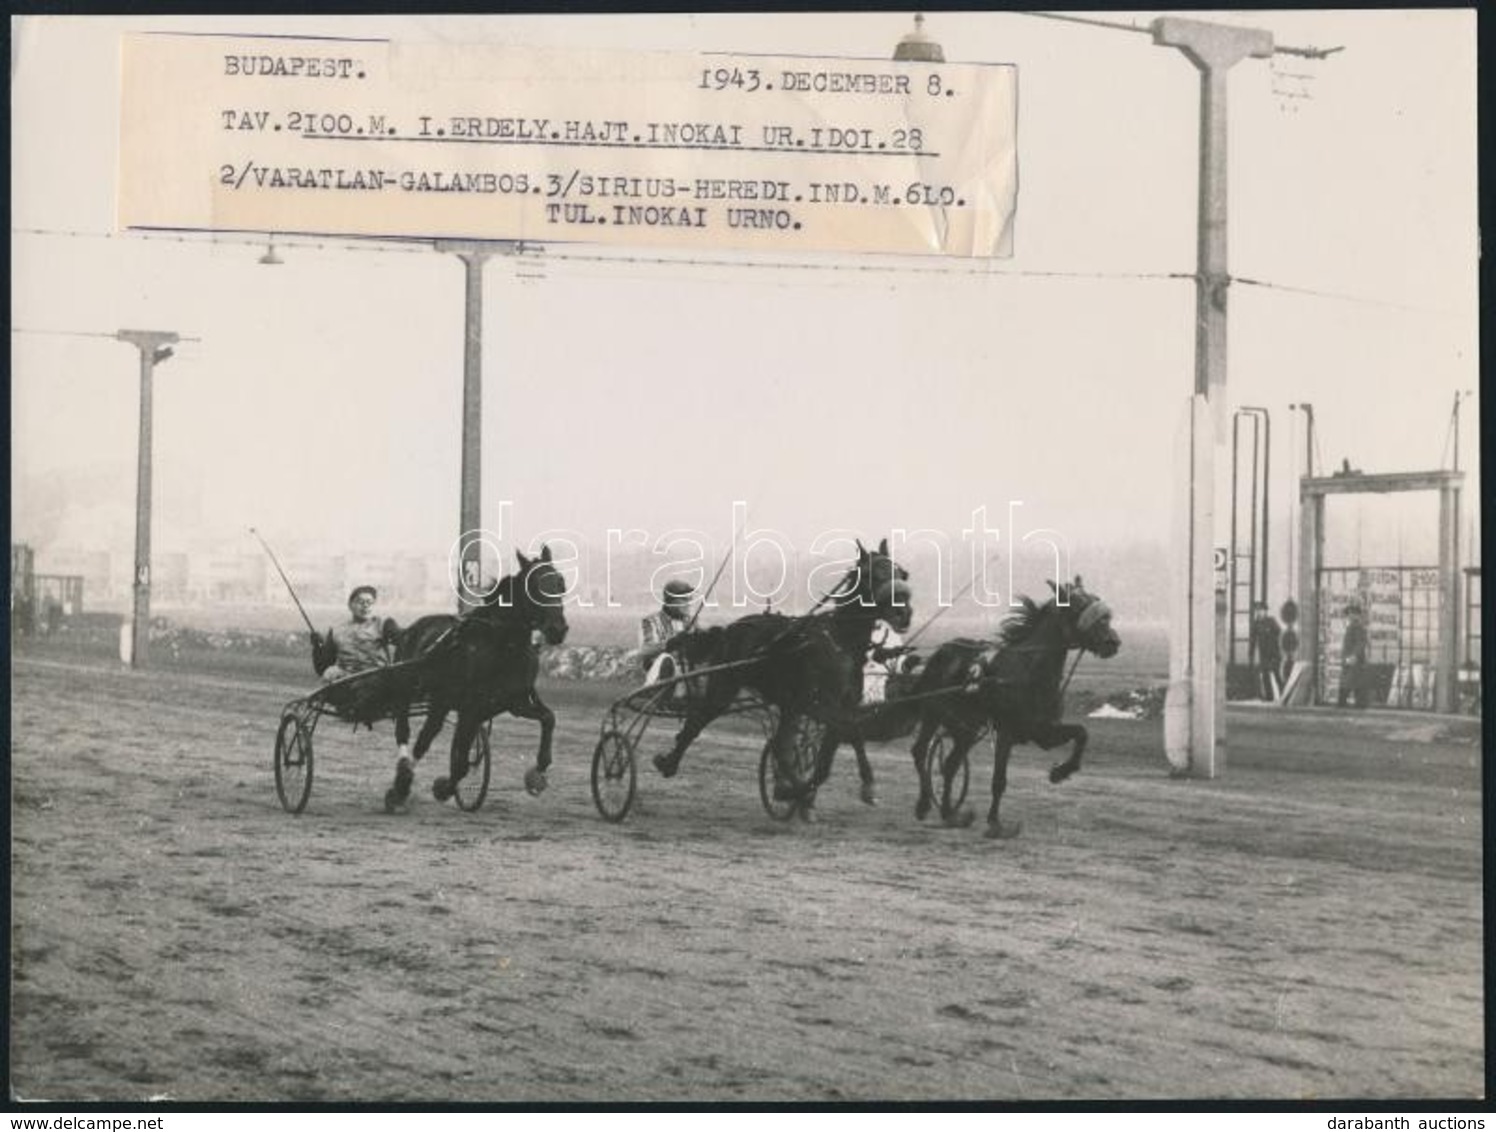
[1316,565,1443,710]
[1297,468,1464,712]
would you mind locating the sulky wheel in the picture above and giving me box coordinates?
[274,712,314,814]
[924,728,971,821]
[758,715,824,821]
[591,728,637,823]
[452,719,493,813]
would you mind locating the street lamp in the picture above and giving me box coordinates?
[1153,16,1274,780]
[1289,401,1315,478]
[893,13,945,62]
[116,329,180,668]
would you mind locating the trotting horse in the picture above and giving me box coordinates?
[655,539,911,816]
[384,546,570,813]
[910,577,1120,839]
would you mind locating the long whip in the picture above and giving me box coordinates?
[249,527,316,634]
[684,512,747,633]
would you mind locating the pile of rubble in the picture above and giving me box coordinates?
[541,645,640,682]
[1083,685,1167,721]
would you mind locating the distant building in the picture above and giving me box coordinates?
[35,547,113,601]
[154,552,191,602]
[196,552,268,602]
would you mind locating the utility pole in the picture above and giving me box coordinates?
[116,329,179,668]
[1153,17,1275,779]
[434,240,512,611]
[1017,15,1338,769]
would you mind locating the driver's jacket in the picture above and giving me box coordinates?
[321,616,400,677]
[639,611,688,656]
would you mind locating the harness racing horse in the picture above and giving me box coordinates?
[384,546,569,813]
[910,577,1120,839]
[653,539,911,817]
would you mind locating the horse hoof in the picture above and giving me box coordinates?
[1049,764,1075,785]
[432,777,453,802]
[652,753,678,779]
[915,796,932,821]
[944,807,976,829]
[797,803,820,824]
[523,767,547,796]
[383,789,409,814]
[859,782,878,807]
[984,819,1023,840]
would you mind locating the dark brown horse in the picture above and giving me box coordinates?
[655,539,911,815]
[384,546,569,812]
[910,577,1120,838]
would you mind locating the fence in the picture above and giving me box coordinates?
[1316,565,1445,710]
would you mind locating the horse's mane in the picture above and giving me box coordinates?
[997,596,1045,644]
[468,566,538,625]
[998,584,1080,645]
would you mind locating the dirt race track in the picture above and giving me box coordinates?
[9,651,1485,1103]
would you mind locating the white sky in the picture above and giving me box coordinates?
[10,11,1480,586]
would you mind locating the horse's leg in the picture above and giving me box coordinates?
[1040,722,1088,783]
[506,690,557,795]
[433,708,479,804]
[811,727,839,788]
[653,679,737,778]
[393,706,412,760]
[909,715,940,820]
[840,728,877,806]
[768,711,809,803]
[412,702,447,766]
[983,732,1022,839]
[385,700,443,812]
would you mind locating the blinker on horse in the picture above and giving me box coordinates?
[385,546,569,813]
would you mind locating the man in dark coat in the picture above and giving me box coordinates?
[1338,604,1370,708]
[1250,603,1282,702]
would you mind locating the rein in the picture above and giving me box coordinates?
[902,548,1004,648]
[1058,648,1085,697]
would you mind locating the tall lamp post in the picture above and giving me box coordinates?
[116,329,179,668]
[1153,17,1274,779]
[434,240,528,611]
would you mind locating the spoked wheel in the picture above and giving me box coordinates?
[591,728,637,822]
[274,712,314,814]
[923,728,971,821]
[758,715,825,821]
[452,719,493,813]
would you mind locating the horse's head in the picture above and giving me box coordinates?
[831,538,913,632]
[484,545,570,645]
[1050,576,1120,659]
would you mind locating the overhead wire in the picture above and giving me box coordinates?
[14,226,1459,316]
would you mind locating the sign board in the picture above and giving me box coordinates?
[119,35,1018,257]
[1361,567,1401,647]
[1212,547,1228,593]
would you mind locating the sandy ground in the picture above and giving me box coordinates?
[9,649,1484,1103]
